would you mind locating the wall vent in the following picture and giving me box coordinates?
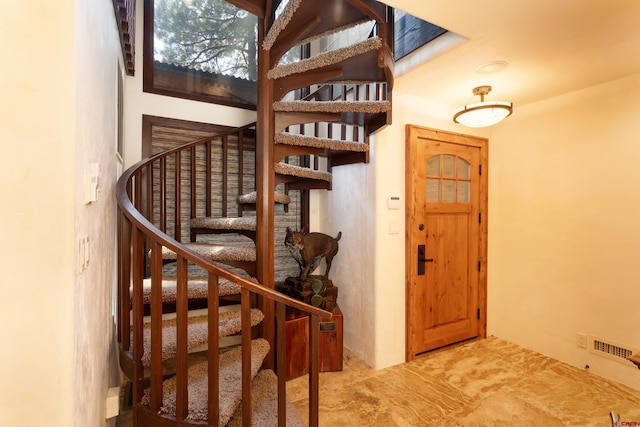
[589,336,636,364]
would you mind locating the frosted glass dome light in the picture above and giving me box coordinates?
[453,86,513,128]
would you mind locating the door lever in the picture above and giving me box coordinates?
[417,244,434,275]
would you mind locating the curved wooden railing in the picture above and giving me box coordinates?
[116,123,331,426]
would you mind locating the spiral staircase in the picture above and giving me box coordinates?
[116,0,394,425]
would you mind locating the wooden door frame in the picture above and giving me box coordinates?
[404,124,489,362]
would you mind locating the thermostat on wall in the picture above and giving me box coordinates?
[387,196,401,209]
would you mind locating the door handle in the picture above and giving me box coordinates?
[417,244,434,275]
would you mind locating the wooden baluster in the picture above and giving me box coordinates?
[206,141,212,217]
[190,146,196,225]
[241,288,252,425]
[276,302,287,427]
[175,256,189,420]
[238,129,245,217]
[174,151,182,242]
[146,163,153,222]
[133,169,142,211]
[149,241,164,412]
[131,226,145,405]
[160,157,167,233]
[222,135,228,217]
[207,273,220,426]
[308,314,320,427]
[118,213,131,349]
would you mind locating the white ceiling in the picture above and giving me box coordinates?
[381,0,640,112]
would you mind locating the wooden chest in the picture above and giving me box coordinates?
[284,305,343,380]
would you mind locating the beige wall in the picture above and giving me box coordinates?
[0,0,122,425]
[0,2,75,426]
[488,73,640,390]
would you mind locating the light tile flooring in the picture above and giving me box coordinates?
[286,336,640,426]
[117,336,640,426]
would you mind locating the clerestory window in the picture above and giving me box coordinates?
[143,0,258,109]
[394,9,447,60]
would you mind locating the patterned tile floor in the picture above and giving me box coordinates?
[117,336,640,426]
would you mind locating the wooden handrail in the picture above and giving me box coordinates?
[116,132,331,314]
[116,122,330,427]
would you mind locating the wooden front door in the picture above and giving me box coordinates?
[405,125,488,361]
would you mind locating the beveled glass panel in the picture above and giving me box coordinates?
[426,155,440,176]
[457,181,470,203]
[443,155,456,177]
[427,178,440,202]
[442,179,456,202]
[458,158,470,179]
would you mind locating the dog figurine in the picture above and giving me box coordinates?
[285,227,342,280]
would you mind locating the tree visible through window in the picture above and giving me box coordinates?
[154,0,257,80]
[144,0,258,109]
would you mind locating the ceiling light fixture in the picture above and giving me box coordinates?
[453,85,513,128]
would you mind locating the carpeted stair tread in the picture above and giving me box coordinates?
[137,276,243,304]
[276,132,369,152]
[274,162,332,182]
[191,216,257,232]
[139,309,265,367]
[142,338,270,424]
[162,243,256,263]
[262,0,302,50]
[293,18,372,51]
[268,37,382,80]
[237,191,291,205]
[227,369,304,427]
[273,99,391,114]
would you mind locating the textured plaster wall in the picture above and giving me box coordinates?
[73,0,123,425]
[488,73,640,391]
[313,165,373,361]
[0,2,76,426]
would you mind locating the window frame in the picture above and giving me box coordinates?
[143,0,257,110]
[394,9,447,61]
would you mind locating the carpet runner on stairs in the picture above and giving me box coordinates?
[268,37,382,80]
[161,242,256,264]
[273,99,390,114]
[190,216,257,233]
[237,190,291,206]
[274,162,332,182]
[276,132,369,152]
[139,277,243,304]
[262,0,302,50]
[141,338,273,425]
[292,18,372,51]
[138,308,265,367]
[227,369,304,427]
